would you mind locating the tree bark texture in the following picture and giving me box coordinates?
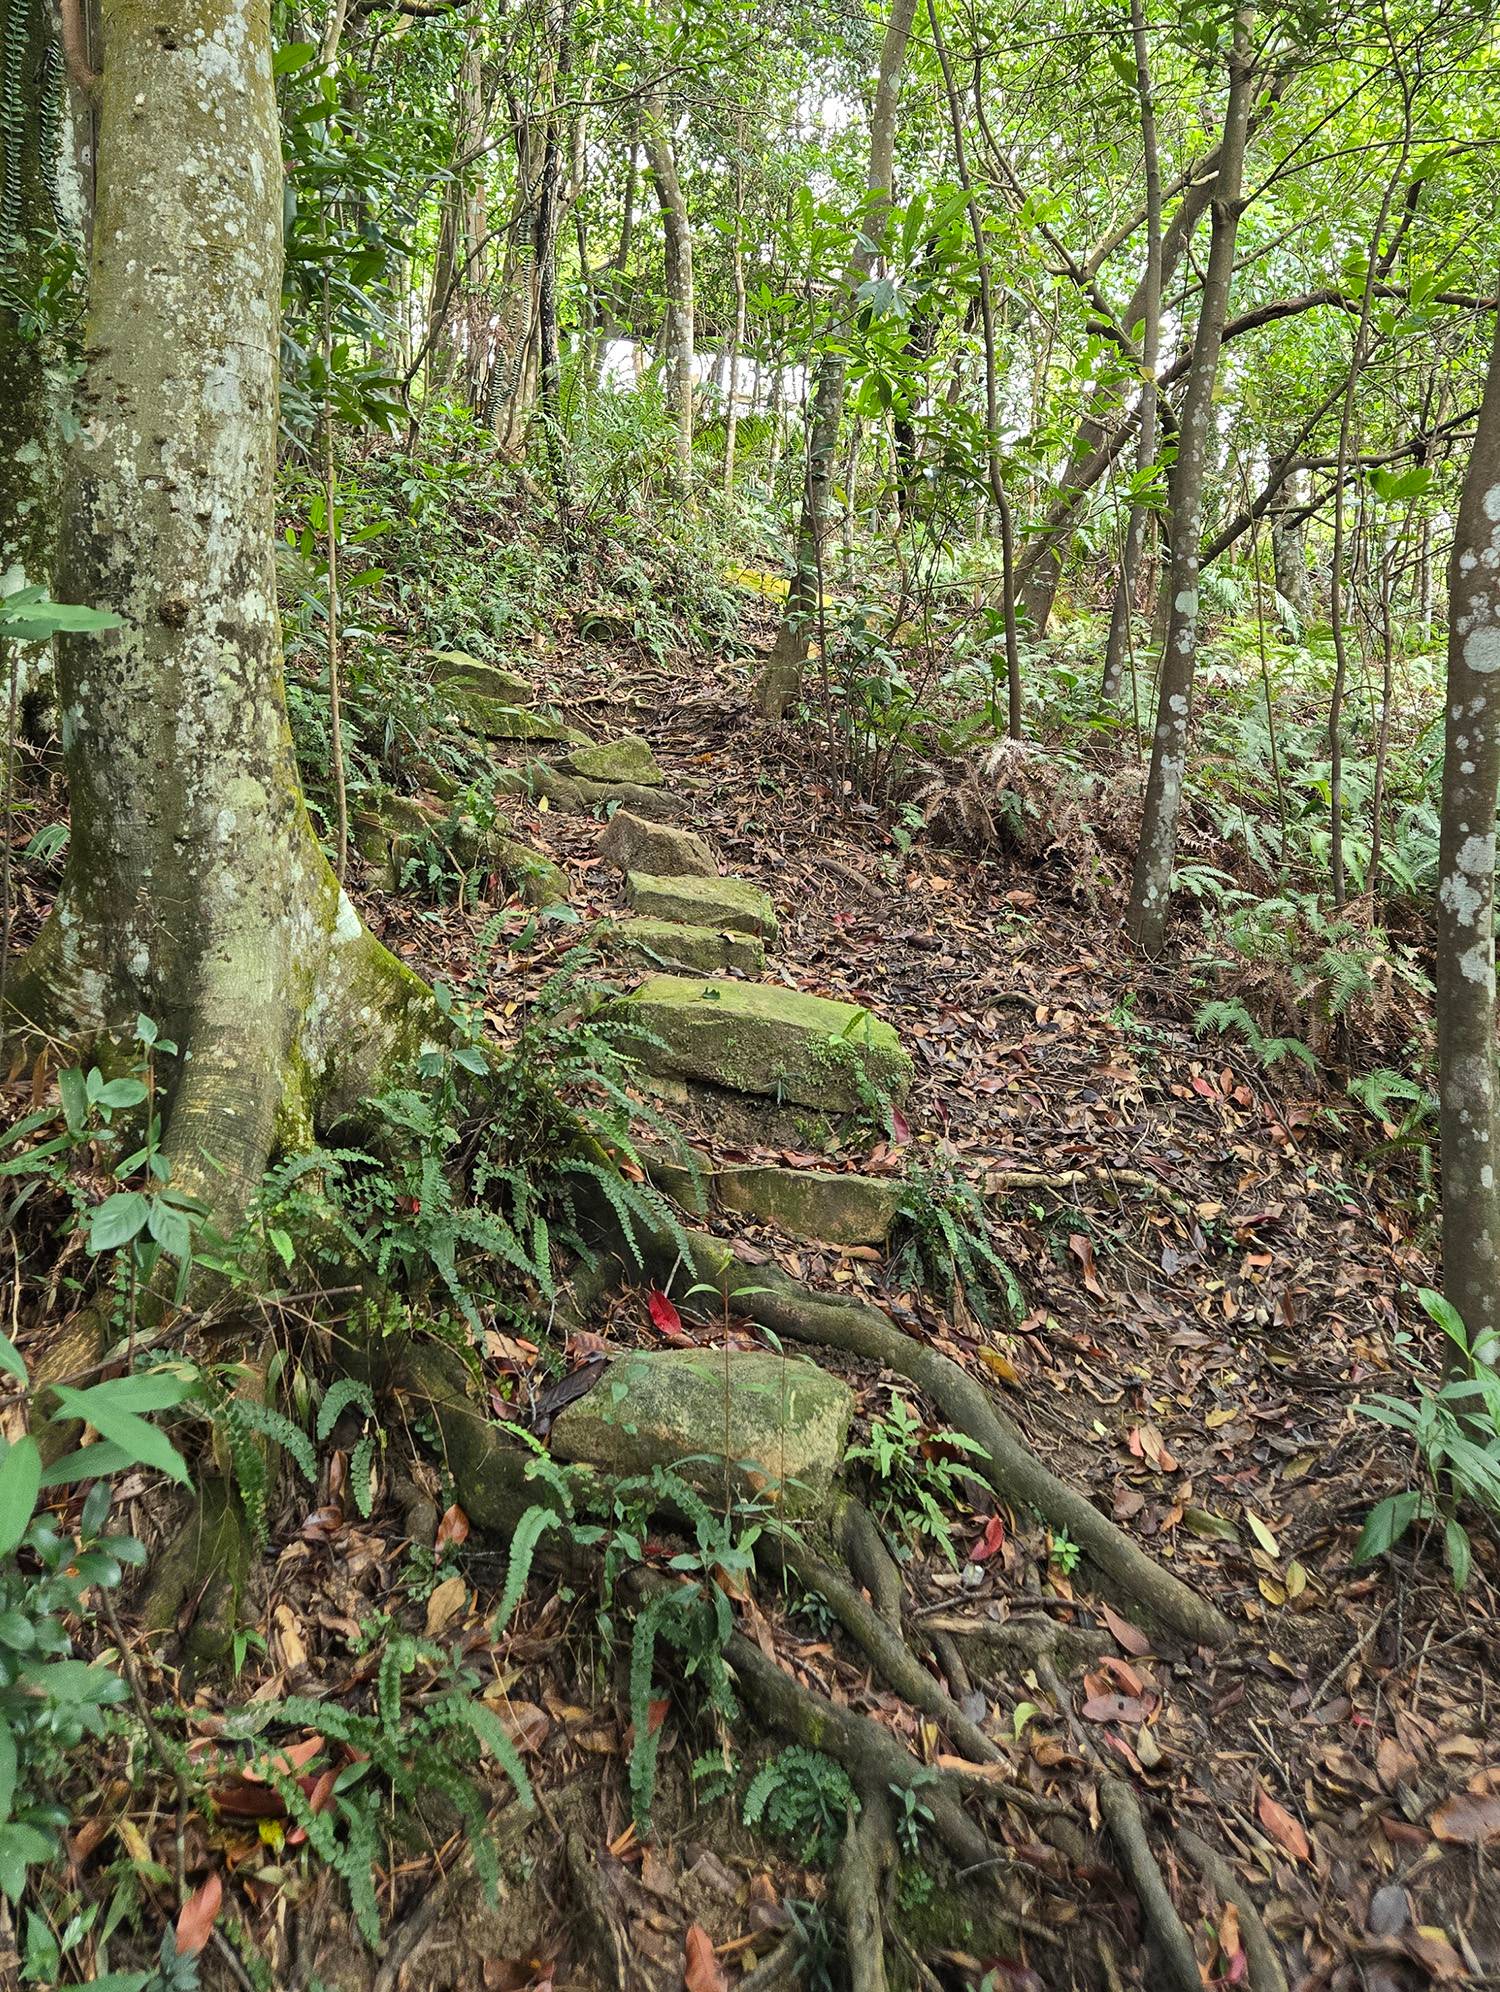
[1127,5,1256,955]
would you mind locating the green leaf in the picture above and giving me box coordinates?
[87,1191,150,1252]
[47,1388,189,1485]
[1353,1490,1426,1564]
[0,1822,56,1900]
[94,1078,148,1110]
[0,1330,26,1387]
[1444,1517,1472,1591]
[273,38,318,73]
[0,1436,41,1556]
[1417,1287,1470,1355]
[0,1719,15,1821]
[146,1197,194,1260]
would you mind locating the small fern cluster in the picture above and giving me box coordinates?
[230,1635,532,1946]
[892,1158,1023,1326]
[196,1368,378,1547]
[742,1748,857,1864]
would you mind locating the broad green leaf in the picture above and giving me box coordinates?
[47,1388,189,1485]
[87,1191,150,1253]
[0,1436,41,1556]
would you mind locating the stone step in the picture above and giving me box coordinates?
[626,871,778,943]
[597,916,765,976]
[447,688,590,746]
[602,810,717,879]
[644,1146,902,1245]
[520,764,686,822]
[562,735,665,788]
[616,975,911,1112]
[549,1347,852,1516]
[428,650,535,705]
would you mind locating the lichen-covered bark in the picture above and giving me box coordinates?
[1126,3,1255,956]
[8,0,434,1222]
[1436,312,1500,1367]
[0,0,66,612]
[639,92,694,488]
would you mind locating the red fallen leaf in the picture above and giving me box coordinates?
[890,1106,911,1145]
[1097,1654,1148,1699]
[647,1697,670,1735]
[1256,1787,1312,1863]
[683,1922,728,1992]
[647,1289,693,1345]
[969,1514,1007,1564]
[1430,1791,1500,1843]
[286,1767,338,1846]
[1100,1601,1152,1657]
[435,1503,470,1551]
[211,1780,289,1819]
[1068,1232,1106,1298]
[1081,1692,1150,1724]
[241,1734,324,1785]
[175,1872,222,1956]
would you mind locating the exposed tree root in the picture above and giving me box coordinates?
[645,1225,1232,1649]
[138,1475,254,1666]
[984,1163,1196,1219]
[1036,1651,1201,1992]
[833,1791,893,1992]
[1179,1828,1290,1992]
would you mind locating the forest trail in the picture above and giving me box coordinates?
[320,625,1498,1991]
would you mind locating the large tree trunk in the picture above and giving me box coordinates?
[759,0,918,722]
[639,94,694,489]
[1126,4,1256,955]
[1436,310,1500,1369]
[8,0,430,1224]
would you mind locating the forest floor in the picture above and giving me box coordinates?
[10,619,1499,1992]
[331,625,1498,1991]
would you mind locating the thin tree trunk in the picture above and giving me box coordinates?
[723,117,747,494]
[1127,4,1256,955]
[760,0,919,720]
[1329,98,1412,908]
[926,0,1020,737]
[1436,308,1500,1368]
[639,95,694,490]
[1101,0,1163,706]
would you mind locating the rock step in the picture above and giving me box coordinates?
[447,688,589,746]
[549,1347,853,1516]
[428,650,535,705]
[596,917,765,976]
[602,810,717,879]
[562,735,665,788]
[519,764,686,822]
[647,1148,902,1246]
[626,872,778,943]
[615,975,911,1112]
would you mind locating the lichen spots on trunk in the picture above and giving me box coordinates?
[12,0,434,1222]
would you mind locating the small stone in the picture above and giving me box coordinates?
[615,975,911,1111]
[1366,1885,1410,1938]
[626,872,778,942]
[549,1347,854,1517]
[714,1164,903,1245]
[564,735,665,787]
[428,649,535,704]
[497,839,569,907]
[601,811,717,879]
[597,917,765,975]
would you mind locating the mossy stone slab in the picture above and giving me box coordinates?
[429,650,535,704]
[549,1348,853,1516]
[598,917,765,975]
[601,811,717,879]
[564,734,665,787]
[446,688,590,746]
[715,1165,903,1246]
[626,872,778,943]
[616,975,912,1111]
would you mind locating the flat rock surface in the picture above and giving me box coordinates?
[617,974,912,1111]
[601,811,718,879]
[626,871,778,941]
[564,735,666,787]
[714,1163,903,1245]
[597,917,765,975]
[549,1347,854,1516]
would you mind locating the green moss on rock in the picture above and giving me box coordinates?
[615,975,911,1110]
[563,734,665,787]
[625,872,778,942]
[597,916,765,975]
[428,649,535,704]
[549,1347,853,1516]
[715,1164,902,1245]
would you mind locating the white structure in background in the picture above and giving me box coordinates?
[598,337,806,412]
